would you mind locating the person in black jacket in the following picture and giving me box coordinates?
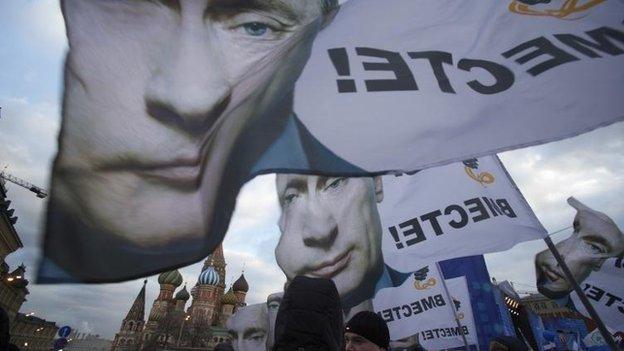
[0,306,10,351]
[272,276,343,351]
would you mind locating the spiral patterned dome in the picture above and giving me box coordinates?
[175,284,190,301]
[158,269,183,287]
[198,266,220,286]
[221,288,238,306]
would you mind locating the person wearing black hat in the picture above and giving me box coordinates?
[344,311,390,351]
[214,342,235,351]
[272,276,343,351]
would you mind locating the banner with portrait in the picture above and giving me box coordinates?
[41,0,624,283]
[533,197,624,334]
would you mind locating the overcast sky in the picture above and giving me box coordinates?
[0,0,622,340]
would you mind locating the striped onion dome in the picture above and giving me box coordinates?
[221,288,238,305]
[198,266,220,286]
[158,269,183,287]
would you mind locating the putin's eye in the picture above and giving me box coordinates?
[248,332,266,342]
[282,191,299,206]
[583,241,607,255]
[243,22,269,36]
[325,177,347,191]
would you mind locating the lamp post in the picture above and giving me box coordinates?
[177,315,190,346]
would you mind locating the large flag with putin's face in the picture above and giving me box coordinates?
[533,198,623,335]
[41,0,623,283]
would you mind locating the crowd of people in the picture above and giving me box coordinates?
[1,275,529,351]
[217,275,528,351]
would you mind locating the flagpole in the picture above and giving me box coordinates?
[542,237,618,350]
[435,262,470,351]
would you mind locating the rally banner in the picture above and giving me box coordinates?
[295,0,624,171]
[442,276,479,350]
[534,197,623,334]
[372,270,478,348]
[41,0,623,283]
[571,258,624,333]
[379,156,546,272]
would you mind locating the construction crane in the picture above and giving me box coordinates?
[0,171,48,199]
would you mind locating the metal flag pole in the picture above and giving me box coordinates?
[435,262,470,351]
[542,236,618,350]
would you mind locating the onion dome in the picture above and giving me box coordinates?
[158,269,183,287]
[221,288,238,306]
[233,273,249,293]
[198,266,220,286]
[175,284,190,301]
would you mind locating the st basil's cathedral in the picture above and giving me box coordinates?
[110,245,248,350]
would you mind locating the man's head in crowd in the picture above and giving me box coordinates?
[226,303,269,351]
[272,276,343,351]
[266,291,283,350]
[389,335,422,351]
[275,175,385,308]
[51,0,337,248]
[535,197,624,299]
[345,311,390,351]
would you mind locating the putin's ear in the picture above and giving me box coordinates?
[374,176,383,203]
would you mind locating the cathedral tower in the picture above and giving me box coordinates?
[202,244,226,289]
[144,270,183,340]
[218,287,238,326]
[111,280,147,351]
[174,284,190,312]
[232,273,249,307]
[188,265,220,326]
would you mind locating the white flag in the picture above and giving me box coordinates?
[295,0,624,171]
[372,267,478,349]
[379,156,546,272]
[571,258,624,333]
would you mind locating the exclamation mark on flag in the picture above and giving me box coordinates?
[388,226,404,249]
[328,48,357,93]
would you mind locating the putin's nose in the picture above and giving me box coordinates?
[145,13,231,135]
[302,202,338,249]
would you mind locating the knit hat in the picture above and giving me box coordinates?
[345,311,390,349]
[214,342,234,351]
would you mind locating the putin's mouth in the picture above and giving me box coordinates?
[99,154,203,188]
[139,164,202,188]
[307,250,352,279]
[541,265,564,283]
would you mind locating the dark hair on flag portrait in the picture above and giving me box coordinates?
[40,0,343,283]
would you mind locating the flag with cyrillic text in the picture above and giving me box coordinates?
[373,271,478,348]
[41,0,623,284]
[379,156,546,273]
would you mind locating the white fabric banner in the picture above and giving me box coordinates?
[41,0,623,284]
[379,156,546,272]
[571,258,624,333]
[295,0,624,171]
[441,276,479,350]
[373,271,478,348]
